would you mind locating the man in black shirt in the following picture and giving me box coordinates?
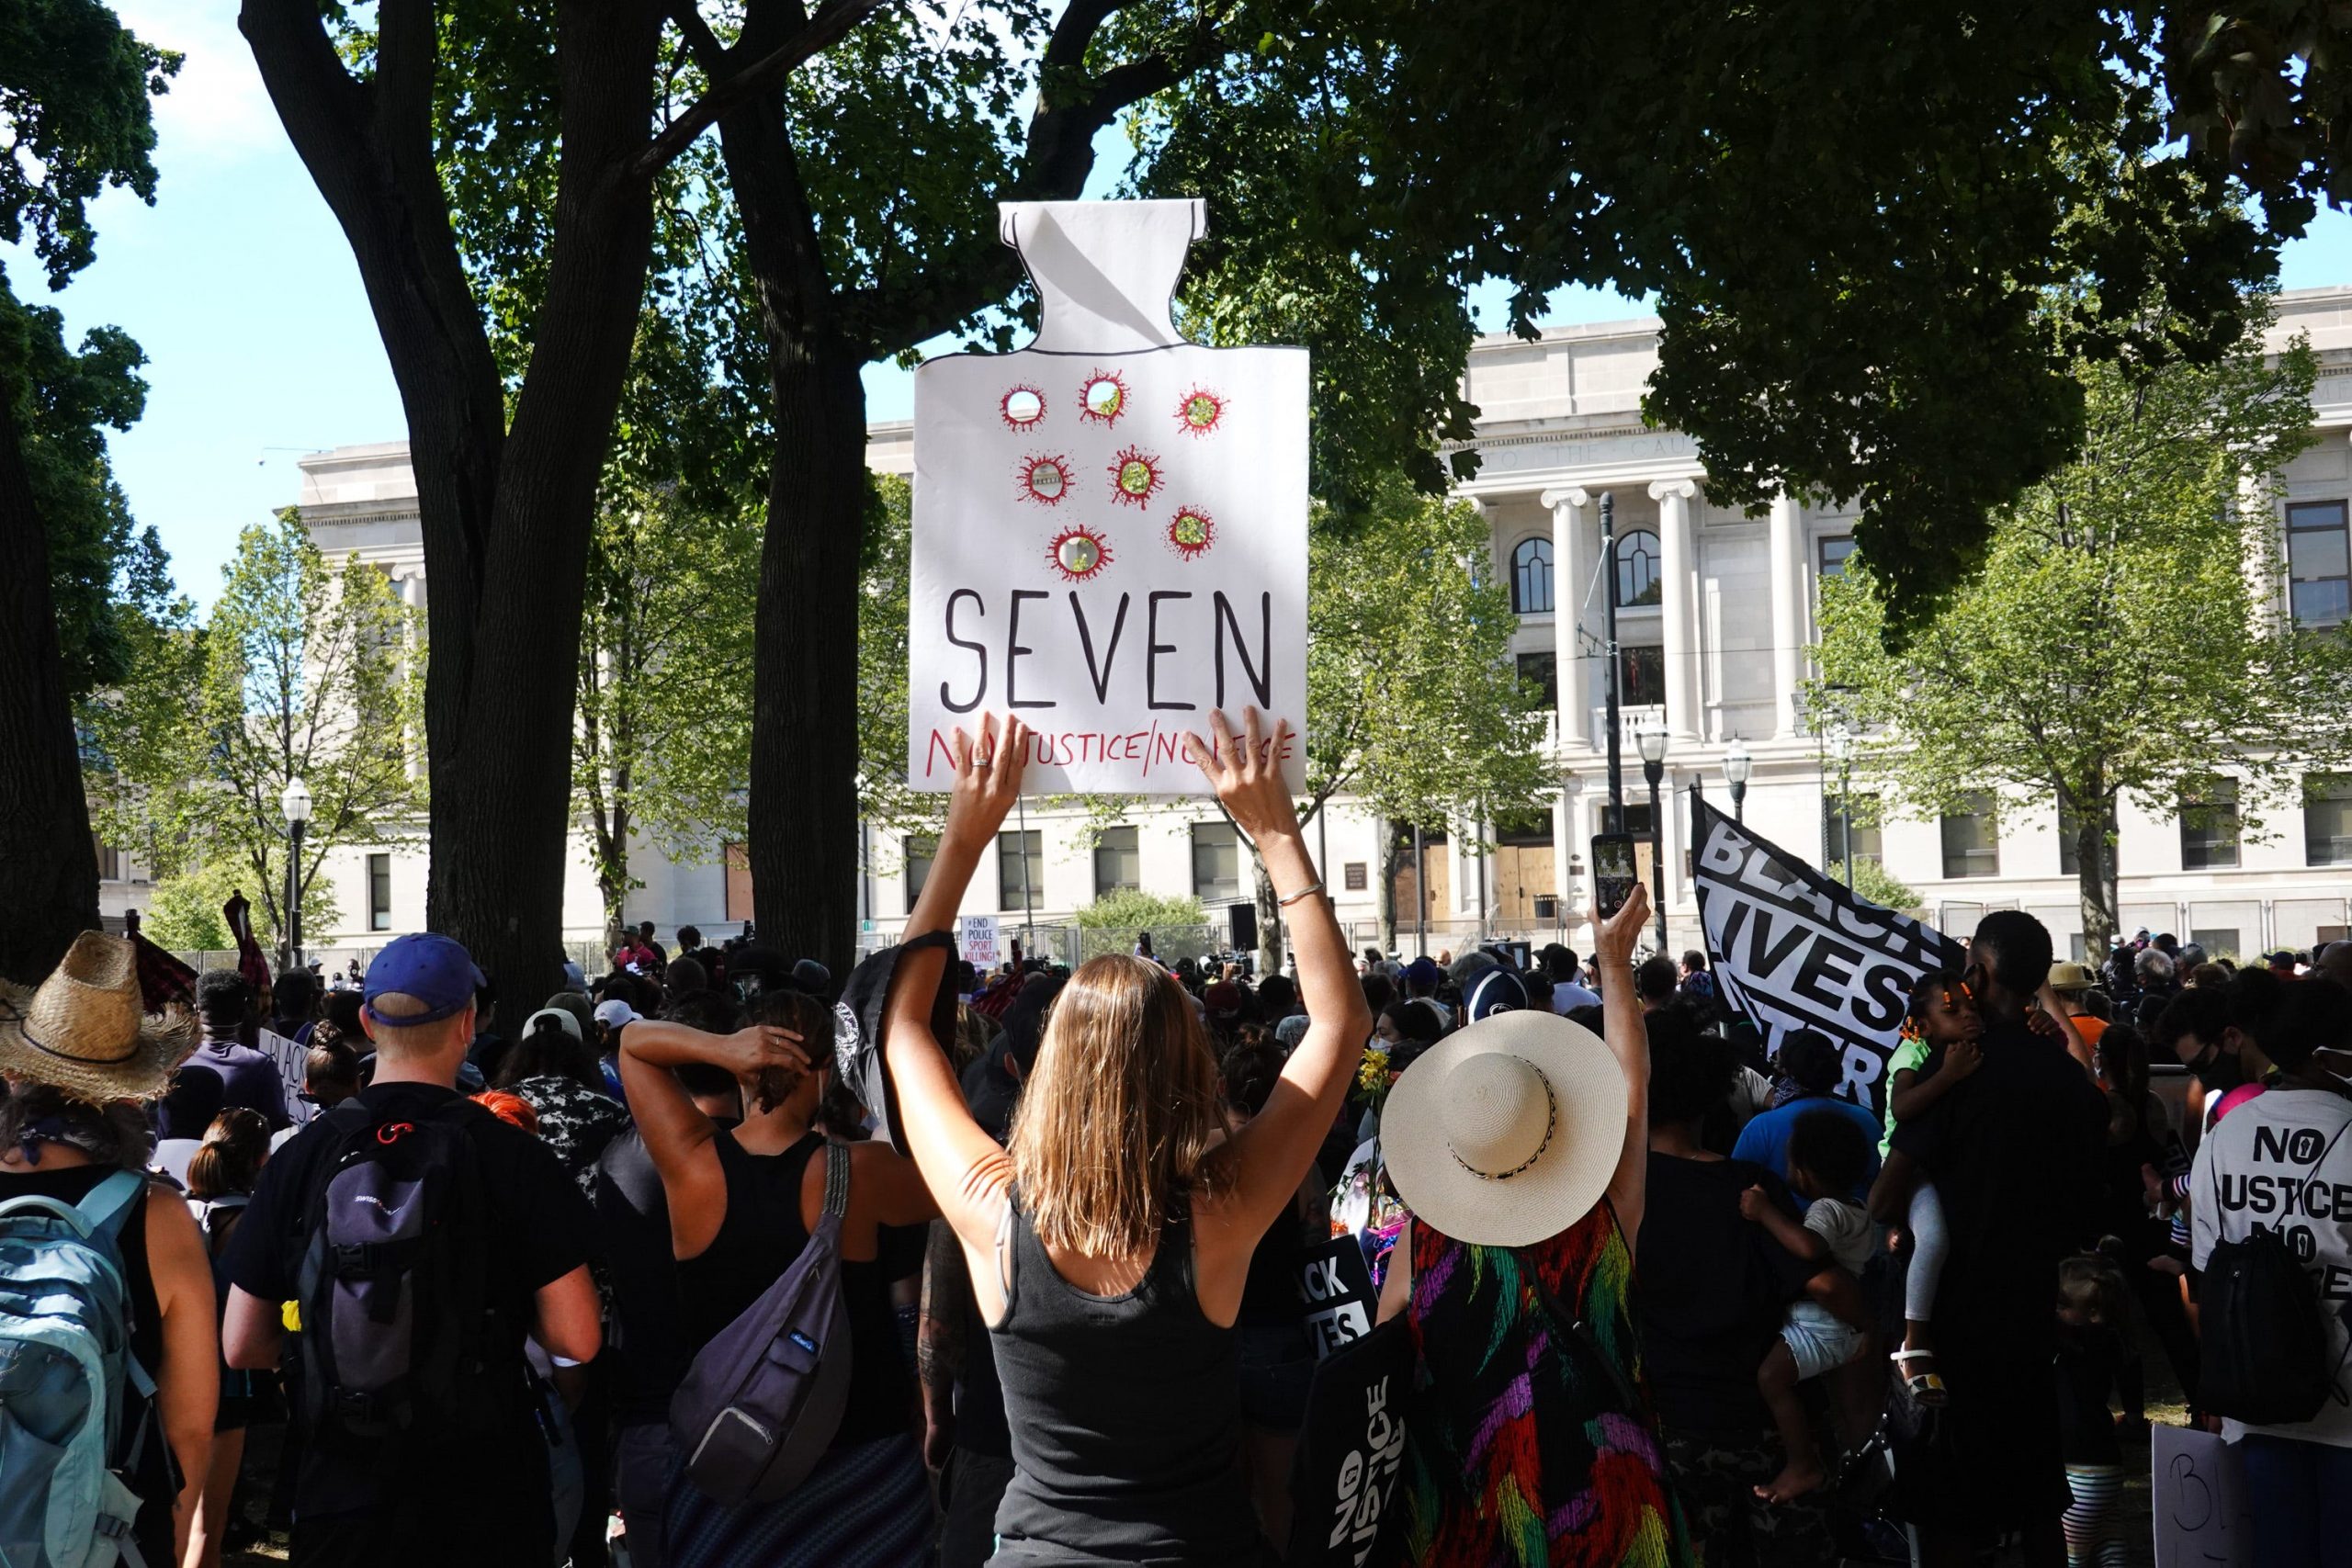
[1871,910,2107,1567]
[222,932,601,1567]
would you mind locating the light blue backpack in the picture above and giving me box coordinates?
[0,1169,158,1568]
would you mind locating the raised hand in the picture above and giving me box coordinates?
[1590,882,1653,968]
[944,711,1031,851]
[1183,706,1301,845]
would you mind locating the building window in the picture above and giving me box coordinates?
[1192,821,1242,903]
[1818,536,1858,581]
[2191,929,2244,962]
[1616,800,1654,835]
[1517,651,1558,711]
[2180,782,2241,871]
[2058,797,2083,877]
[1093,826,1140,896]
[998,830,1043,913]
[368,853,392,931]
[2288,501,2350,628]
[904,836,937,914]
[1617,644,1665,707]
[1615,530,1662,607]
[1343,862,1368,892]
[1824,796,1883,869]
[1940,794,2000,879]
[2308,774,2352,866]
[1510,537,1555,615]
[92,837,122,882]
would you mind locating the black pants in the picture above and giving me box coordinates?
[937,1447,1016,1568]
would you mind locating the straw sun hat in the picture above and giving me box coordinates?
[1380,1010,1628,1247]
[0,931,197,1104]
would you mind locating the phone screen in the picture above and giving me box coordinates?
[1592,833,1637,919]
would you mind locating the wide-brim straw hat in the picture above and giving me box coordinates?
[1381,1010,1628,1247]
[0,931,197,1104]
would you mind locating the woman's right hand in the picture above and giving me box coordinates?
[1589,882,1652,967]
[715,1023,808,1079]
[943,711,1031,852]
[1185,706,1301,843]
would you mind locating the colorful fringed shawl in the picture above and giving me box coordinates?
[1400,1203,1690,1568]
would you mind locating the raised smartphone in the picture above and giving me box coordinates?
[1592,832,1638,919]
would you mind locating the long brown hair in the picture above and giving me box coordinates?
[187,1108,271,1200]
[1008,955,1229,1257]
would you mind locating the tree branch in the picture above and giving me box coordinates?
[848,5,1211,354]
[636,0,893,181]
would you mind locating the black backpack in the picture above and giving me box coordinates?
[2201,1113,2352,1426]
[294,1100,514,1457]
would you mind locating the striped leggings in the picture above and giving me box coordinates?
[2063,1464,2129,1567]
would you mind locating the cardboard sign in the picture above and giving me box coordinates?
[1691,795,1962,1116]
[1296,1236,1380,1359]
[958,915,1001,972]
[908,199,1308,795]
[1286,1318,1412,1568]
[2152,1425,2254,1567]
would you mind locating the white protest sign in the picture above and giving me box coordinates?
[958,915,1002,971]
[2153,1424,2255,1568]
[908,199,1308,795]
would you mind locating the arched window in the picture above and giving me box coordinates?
[1510,536,1554,615]
[1616,529,1662,606]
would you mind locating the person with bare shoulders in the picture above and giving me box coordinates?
[621,988,940,1566]
[0,933,219,1567]
[882,707,1371,1566]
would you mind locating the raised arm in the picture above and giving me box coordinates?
[887,713,1031,1255]
[618,1016,807,1258]
[1193,707,1372,1255]
[1592,883,1655,1244]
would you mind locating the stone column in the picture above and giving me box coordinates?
[1649,478,1700,741]
[1769,492,1802,738]
[1540,485,1590,750]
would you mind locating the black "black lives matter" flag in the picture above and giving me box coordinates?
[1691,795,1962,1117]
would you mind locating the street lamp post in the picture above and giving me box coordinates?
[280,776,312,971]
[1828,723,1855,887]
[1724,738,1752,824]
[1637,719,1668,952]
[1600,491,1623,832]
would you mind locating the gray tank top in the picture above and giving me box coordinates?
[986,1193,1268,1565]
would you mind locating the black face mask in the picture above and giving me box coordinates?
[2187,1042,2245,1093]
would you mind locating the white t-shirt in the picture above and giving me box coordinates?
[1804,1196,1875,1277]
[2190,1085,2352,1448]
[1551,980,1601,1015]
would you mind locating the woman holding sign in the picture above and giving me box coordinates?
[881,708,1370,1566]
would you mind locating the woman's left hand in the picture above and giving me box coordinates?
[944,712,1031,851]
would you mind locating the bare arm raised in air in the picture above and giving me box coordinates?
[1187,707,1372,1304]
[1591,884,1657,1247]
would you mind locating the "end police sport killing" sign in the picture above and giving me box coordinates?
[907,198,1307,795]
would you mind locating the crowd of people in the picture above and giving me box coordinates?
[6,708,2352,1568]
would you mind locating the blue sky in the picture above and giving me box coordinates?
[14,0,2352,611]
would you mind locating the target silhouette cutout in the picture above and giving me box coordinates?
[1166,506,1216,560]
[1107,447,1165,509]
[1046,525,1114,582]
[1174,386,1226,437]
[1077,369,1131,427]
[1001,385,1046,430]
[1018,453,1073,506]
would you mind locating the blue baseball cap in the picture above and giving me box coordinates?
[363,933,486,1026]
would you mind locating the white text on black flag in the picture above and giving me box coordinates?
[1691,796,1962,1116]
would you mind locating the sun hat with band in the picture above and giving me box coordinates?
[1380,1010,1628,1247]
[0,931,198,1104]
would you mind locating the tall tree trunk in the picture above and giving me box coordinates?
[717,71,865,977]
[1375,816,1401,956]
[244,0,662,1030]
[2075,788,2120,956]
[0,395,101,982]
